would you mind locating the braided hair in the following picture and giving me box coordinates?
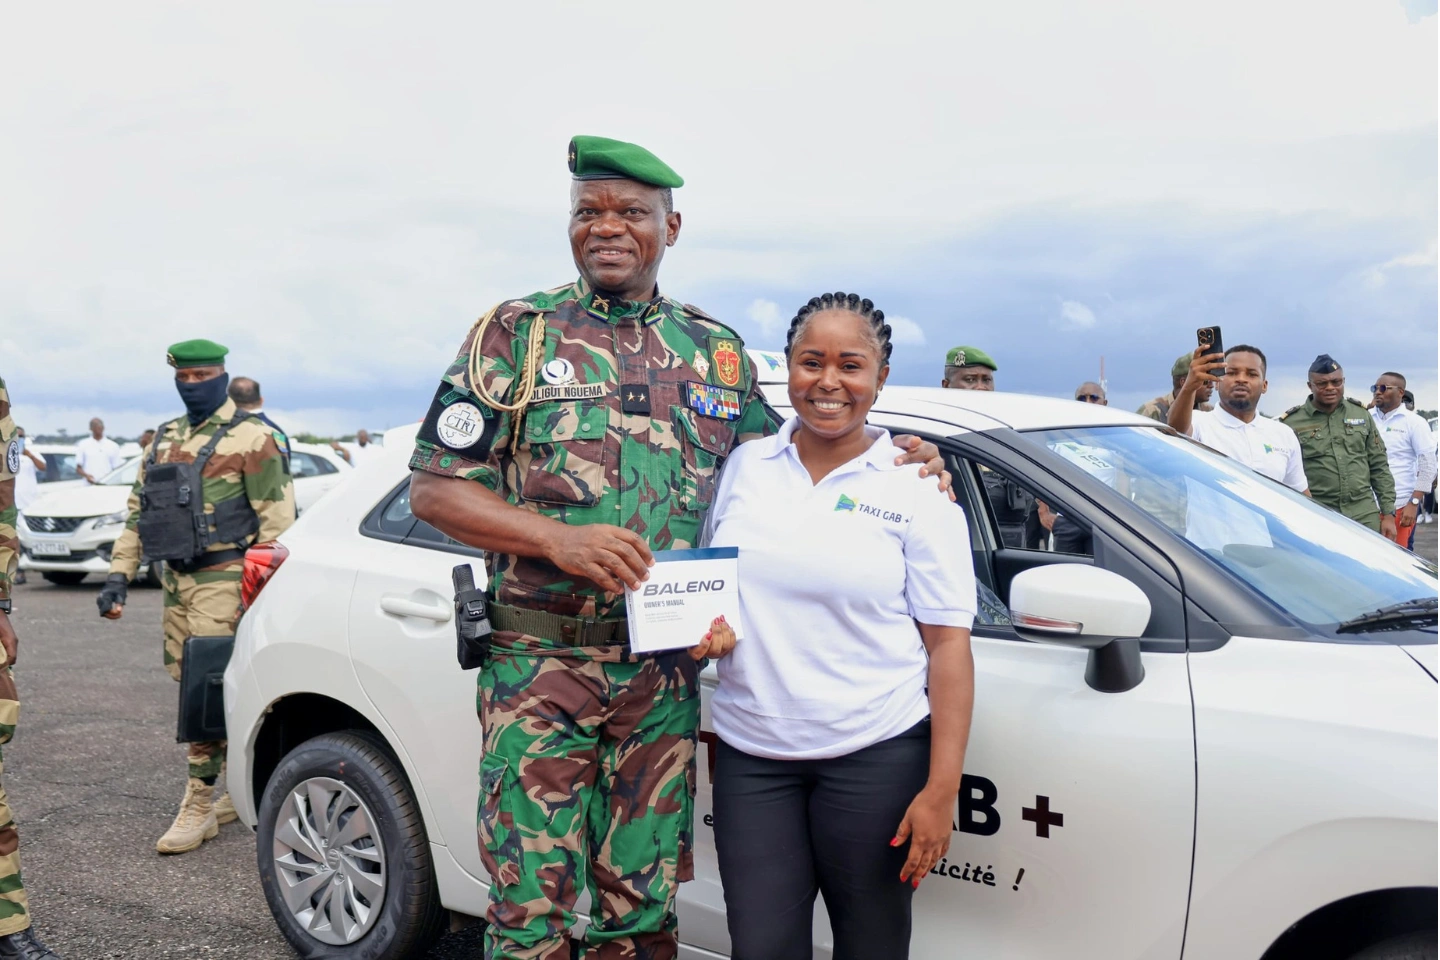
[782,292,893,365]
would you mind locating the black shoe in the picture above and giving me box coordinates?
[0,928,60,960]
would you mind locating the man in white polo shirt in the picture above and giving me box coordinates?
[74,418,122,484]
[1168,343,1309,494]
[1370,370,1438,549]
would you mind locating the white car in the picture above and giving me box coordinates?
[226,387,1437,960]
[18,442,350,585]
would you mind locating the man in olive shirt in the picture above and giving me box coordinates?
[1278,355,1396,536]
[1138,353,1213,423]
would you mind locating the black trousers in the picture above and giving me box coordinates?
[712,720,931,960]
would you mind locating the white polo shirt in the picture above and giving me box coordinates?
[1371,406,1438,511]
[703,418,976,761]
[74,435,122,481]
[1187,407,1308,492]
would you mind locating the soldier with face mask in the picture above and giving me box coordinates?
[96,339,296,854]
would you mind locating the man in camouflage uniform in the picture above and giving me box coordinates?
[410,137,946,960]
[1278,354,1396,536]
[1138,353,1214,422]
[0,378,63,959]
[97,339,296,854]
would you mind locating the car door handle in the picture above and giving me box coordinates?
[379,595,452,623]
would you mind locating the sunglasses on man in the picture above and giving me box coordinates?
[1371,384,1398,394]
[1076,393,1104,403]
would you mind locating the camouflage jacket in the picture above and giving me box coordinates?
[0,377,20,744]
[0,378,16,602]
[411,279,778,633]
[1278,396,1394,511]
[1136,390,1212,423]
[110,398,296,578]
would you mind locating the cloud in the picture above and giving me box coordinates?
[1058,300,1098,330]
[1399,0,1437,24]
[1361,239,1438,288]
[886,315,927,346]
[745,298,785,337]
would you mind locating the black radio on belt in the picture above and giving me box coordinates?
[451,563,493,670]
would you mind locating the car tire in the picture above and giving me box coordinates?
[1348,932,1438,960]
[40,571,87,586]
[256,731,447,959]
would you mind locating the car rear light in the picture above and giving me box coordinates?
[241,542,289,610]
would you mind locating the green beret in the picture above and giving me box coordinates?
[1171,352,1195,378]
[945,346,997,371]
[166,338,229,369]
[568,135,684,188]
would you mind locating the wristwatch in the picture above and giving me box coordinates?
[0,600,10,615]
[1411,497,1423,506]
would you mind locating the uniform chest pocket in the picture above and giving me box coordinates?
[672,406,736,512]
[519,401,609,506]
[1341,424,1370,456]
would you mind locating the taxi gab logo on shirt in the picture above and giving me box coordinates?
[834,493,905,523]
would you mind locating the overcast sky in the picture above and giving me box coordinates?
[2,1,1435,438]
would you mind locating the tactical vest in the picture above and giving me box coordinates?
[136,412,261,564]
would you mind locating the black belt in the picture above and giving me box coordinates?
[488,603,629,647]
[168,547,248,574]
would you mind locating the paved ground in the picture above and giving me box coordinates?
[6,578,485,959]
[6,526,1437,958]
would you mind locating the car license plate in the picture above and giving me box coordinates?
[31,542,71,557]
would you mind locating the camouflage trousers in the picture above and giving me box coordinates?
[0,658,27,938]
[477,651,700,960]
[162,562,242,781]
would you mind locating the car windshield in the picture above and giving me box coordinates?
[1025,425,1437,627]
[99,458,140,486]
[41,452,79,482]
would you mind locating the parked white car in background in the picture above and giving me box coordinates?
[226,382,1437,960]
[18,442,350,585]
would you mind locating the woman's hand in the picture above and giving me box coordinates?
[689,616,736,662]
[893,785,955,888]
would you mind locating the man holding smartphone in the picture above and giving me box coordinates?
[1168,342,1310,495]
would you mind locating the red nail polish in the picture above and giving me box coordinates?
[912,880,920,889]
[889,838,901,847]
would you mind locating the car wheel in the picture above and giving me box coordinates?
[144,561,164,588]
[257,731,446,959]
[40,571,87,586]
[1349,932,1438,960]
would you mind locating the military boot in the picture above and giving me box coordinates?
[0,927,61,959]
[156,777,218,855]
[213,791,237,826]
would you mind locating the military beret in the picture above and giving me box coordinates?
[1172,353,1196,378]
[1309,353,1341,375]
[568,135,684,188]
[166,339,229,369]
[945,346,997,371]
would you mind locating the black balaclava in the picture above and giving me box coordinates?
[177,372,230,425]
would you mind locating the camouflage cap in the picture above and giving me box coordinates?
[568,135,684,188]
[1171,352,1195,378]
[945,346,997,371]
[166,338,229,369]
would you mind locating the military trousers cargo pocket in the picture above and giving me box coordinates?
[673,406,735,512]
[520,401,608,506]
[477,753,521,889]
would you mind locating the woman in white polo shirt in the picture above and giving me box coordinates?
[699,292,976,959]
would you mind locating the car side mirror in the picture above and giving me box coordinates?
[1008,565,1153,693]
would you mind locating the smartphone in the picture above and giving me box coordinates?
[1196,325,1225,372]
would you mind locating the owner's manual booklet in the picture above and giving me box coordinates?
[624,547,742,654]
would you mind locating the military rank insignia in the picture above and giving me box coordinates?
[621,385,651,416]
[687,382,741,421]
[711,338,742,387]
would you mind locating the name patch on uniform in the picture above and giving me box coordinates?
[4,439,18,475]
[1344,418,1366,426]
[686,382,741,421]
[531,383,607,403]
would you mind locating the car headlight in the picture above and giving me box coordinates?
[93,510,129,529]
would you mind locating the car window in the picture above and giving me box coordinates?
[974,463,1094,558]
[42,453,78,482]
[360,477,485,559]
[290,453,322,478]
[1025,425,1437,627]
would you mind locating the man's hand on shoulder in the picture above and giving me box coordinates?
[542,523,654,595]
[892,434,954,501]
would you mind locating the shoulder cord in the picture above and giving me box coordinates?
[467,304,548,449]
